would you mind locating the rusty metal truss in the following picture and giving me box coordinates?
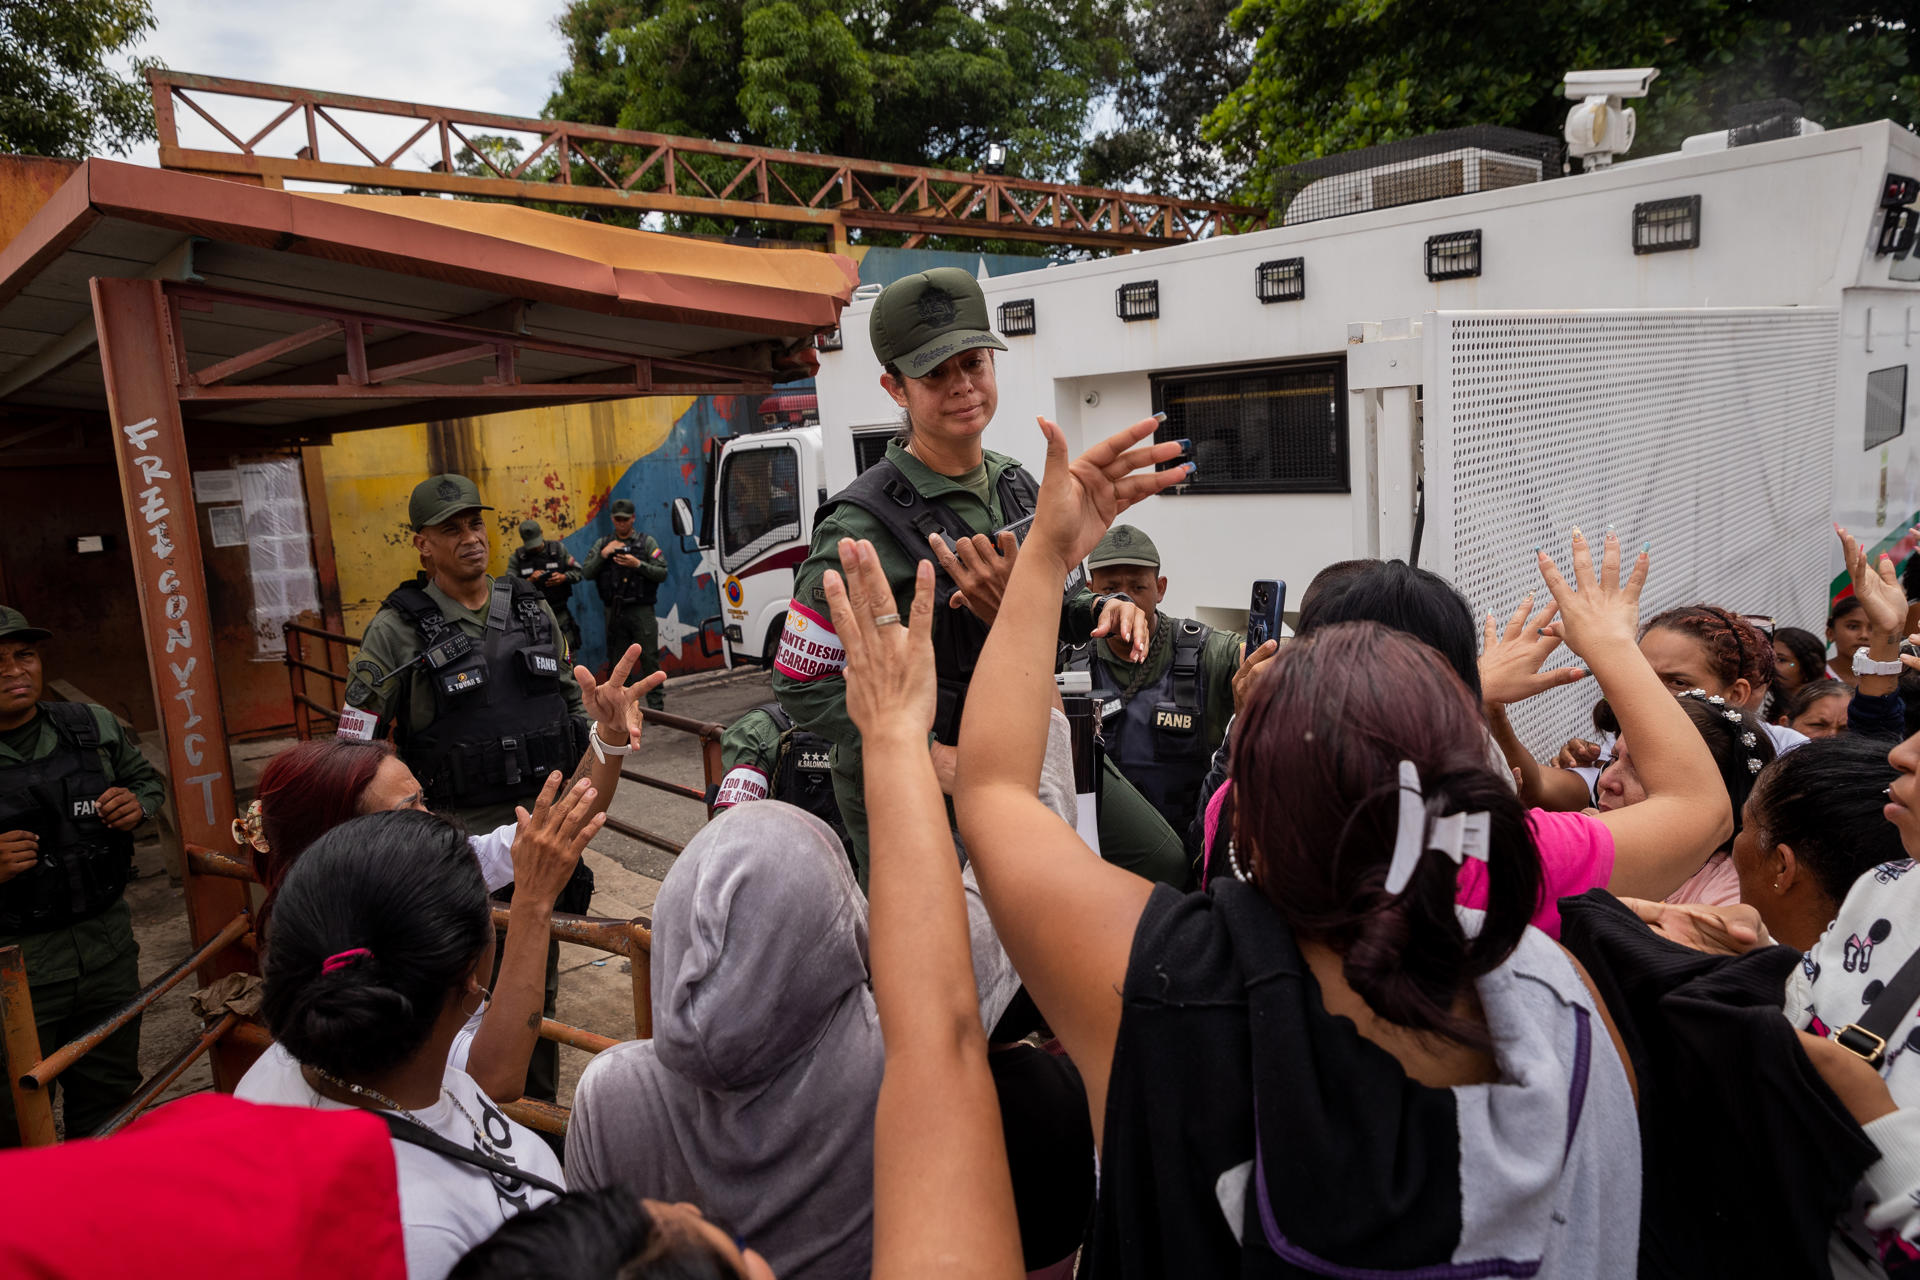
[161,282,773,405]
[148,70,1268,252]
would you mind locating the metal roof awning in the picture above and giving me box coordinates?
[0,158,858,437]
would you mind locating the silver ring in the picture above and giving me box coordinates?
[872,612,901,626]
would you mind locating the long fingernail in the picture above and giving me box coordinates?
[1185,463,1198,479]
[1177,437,1193,453]
[1571,525,1583,539]
[1153,411,1168,423]
[1641,541,1651,554]
[1533,546,1542,555]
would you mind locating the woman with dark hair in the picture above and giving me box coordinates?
[951,419,1645,1276]
[1590,692,1777,906]
[1773,678,1850,740]
[1296,556,1483,695]
[1830,595,1873,686]
[1772,625,1828,705]
[238,809,565,1280]
[451,1188,771,1280]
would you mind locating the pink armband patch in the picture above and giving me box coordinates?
[772,600,846,682]
[714,766,770,808]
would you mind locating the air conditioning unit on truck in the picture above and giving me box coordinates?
[689,86,1920,753]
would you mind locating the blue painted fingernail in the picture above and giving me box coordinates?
[1642,541,1651,553]
[1185,463,1198,479]
[1177,437,1193,453]
[1533,546,1542,555]
[1153,410,1168,423]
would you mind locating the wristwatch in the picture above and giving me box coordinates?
[1852,647,1904,677]
[589,724,634,764]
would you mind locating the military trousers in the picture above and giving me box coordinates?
[0,901,141,1146]
[606,605,664,710]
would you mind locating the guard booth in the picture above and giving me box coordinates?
[0,154,854,1124]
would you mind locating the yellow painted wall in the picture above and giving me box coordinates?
[320,396,695,638]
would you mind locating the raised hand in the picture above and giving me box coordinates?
[1837,523,1907,637]
[576,645,666,748]
[510,772,604,909]
[931,530,1020,625]
[1536,527,1648,660]
[823,538,937,743]
[1479,592,1586,708]
[1029,416,1191,570]
[1553,737,1603,769]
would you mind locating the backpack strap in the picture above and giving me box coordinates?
[43,700,102,750]
[1169,621,1211,710]
[375,1111,567,1197]
[1837,944,1920,1068]
[382,580,452,642]
[759,701,794,734]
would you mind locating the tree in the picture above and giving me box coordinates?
[1,0,158,160]
[1083,0,1253,199]
[1206,0,1920,208]
[547,1,1130,200]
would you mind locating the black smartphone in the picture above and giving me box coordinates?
[1247,579,1287,649]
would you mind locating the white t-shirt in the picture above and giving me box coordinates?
[236,1051,562,1280]
[469,823,516,894]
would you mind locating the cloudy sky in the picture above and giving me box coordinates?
[120,0,574,170]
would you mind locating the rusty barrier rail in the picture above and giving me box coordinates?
[283,619,358,739]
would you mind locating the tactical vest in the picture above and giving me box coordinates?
[1065,619,1215,834]
[817,457,1038,744]
[0,702,136,934]
[761,703,850,848]
[381,576,586,812]
[520,541,577,615]
[594,538,660,609]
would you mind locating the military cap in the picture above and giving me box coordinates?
[409,474,492,531]
[518,518,544,548]
[610,499,636,517]
[870,267,1008,380]
[1087,525,1160,571]
[0,606,50,643]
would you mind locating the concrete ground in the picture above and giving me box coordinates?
[104,665,777,1129]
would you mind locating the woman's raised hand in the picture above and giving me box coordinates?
[822,538,937,742]
[1537,528,1648,660]
[1838,523,1908,637]
[1029,415,1191,570]
[1478,592,1586,708]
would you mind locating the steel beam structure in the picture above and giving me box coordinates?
[92,276,257,1091]
[149,70,1267,252]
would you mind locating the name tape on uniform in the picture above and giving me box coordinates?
[772,600,846,683]
[336,706,379,741]
[713,765,771,808]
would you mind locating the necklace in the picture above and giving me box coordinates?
[308,1064,506,1161]
[1114,614,1173,701]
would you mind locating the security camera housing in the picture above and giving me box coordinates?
[1563,68,1659,101]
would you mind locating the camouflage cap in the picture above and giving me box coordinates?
[518,518,544,547]
[610,499,635,517]
[409,474,492,531]
[0,606,50,644]
[1087,525,1160,571]
[869,267,1007,379]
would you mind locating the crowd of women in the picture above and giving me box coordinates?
[14,271,1920,1280]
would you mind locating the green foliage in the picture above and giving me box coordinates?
[0,0,158,159]
[545,0,1131,248]
[1205,0,1920,207]
[1084,0,1252,198]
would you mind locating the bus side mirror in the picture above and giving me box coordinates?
[671,497,696,542]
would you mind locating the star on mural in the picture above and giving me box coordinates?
[656,604,703,660]
[692,543,723,587]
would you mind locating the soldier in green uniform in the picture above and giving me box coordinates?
[340,475,592,1107]
[712,703,849,851]
[1063,526,1247,860]
[507,518,584,657]
[0,606,164,1144]
[582,498,668,712]
[770,267,1187,888]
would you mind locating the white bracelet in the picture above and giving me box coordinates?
[589,725,635,763]
[1852,647,1904,676]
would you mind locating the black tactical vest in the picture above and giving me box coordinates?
[520,541,577,615]
[0,702,137,934]
[760,703,850,850]
[1066,619,1215,835]
[816,458,1039,744]
[382,577,586,812]
[594,538,660,609]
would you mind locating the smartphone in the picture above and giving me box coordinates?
[1247,579,1287,649]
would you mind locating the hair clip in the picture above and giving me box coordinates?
[1707,695,1725,705]
[1747,757,1763,773]
[1741,732,1757,747]
[1385,761,1491,895]
[1723,709,1742,723]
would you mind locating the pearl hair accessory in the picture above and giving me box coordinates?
[1676,689,1766,777]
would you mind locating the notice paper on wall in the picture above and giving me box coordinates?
[193,469,242,504]
[240,458,322,657]
[208,504,246,548]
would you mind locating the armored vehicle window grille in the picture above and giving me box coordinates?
[998,299,1037,336]
[1633,196,1701,254]
[1151,358,1348,494]
[853,432,893,475]
[1868,365,1908,450]
[720,445,802,574]
[1272,126,1563,226]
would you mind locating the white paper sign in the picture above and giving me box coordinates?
[74,535,105,554]
[193,469,242,503]
[336,706,379,741]
[208,504,246,548]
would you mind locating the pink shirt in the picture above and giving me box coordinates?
[1204,783,1615,938]
[1664,851,1742,908]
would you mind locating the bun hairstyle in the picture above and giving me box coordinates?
[1749,735,1907,908]
[448,1187,742,1280]
[1642,604,1776,693]
[261,809,491,1081]
[1229,621,1542,1049]
[1295,558,1483,699]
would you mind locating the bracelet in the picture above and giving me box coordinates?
[1852,647,1904,677]
[589,725,635,763]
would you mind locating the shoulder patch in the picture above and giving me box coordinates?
[714,765,770,808]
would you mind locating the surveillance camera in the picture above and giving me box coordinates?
[1083,389,1102,407]
[1562,68,1659,101]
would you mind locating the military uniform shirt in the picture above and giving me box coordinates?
[0,705,164,981]
[581,533,668,592]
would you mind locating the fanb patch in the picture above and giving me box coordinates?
[1155,708,1195,732]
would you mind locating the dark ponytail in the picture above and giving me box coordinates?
[261,809,491,1080]
[1749,735,1906,907]
[1231,621,1542,1049]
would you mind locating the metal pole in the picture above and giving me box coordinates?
[0,946,56,1146]
[92,276,255,1092]
[629,920,653,1039]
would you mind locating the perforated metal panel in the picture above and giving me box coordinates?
[1424,309,1838,754]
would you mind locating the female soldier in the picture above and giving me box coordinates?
[771,267,1184,887]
